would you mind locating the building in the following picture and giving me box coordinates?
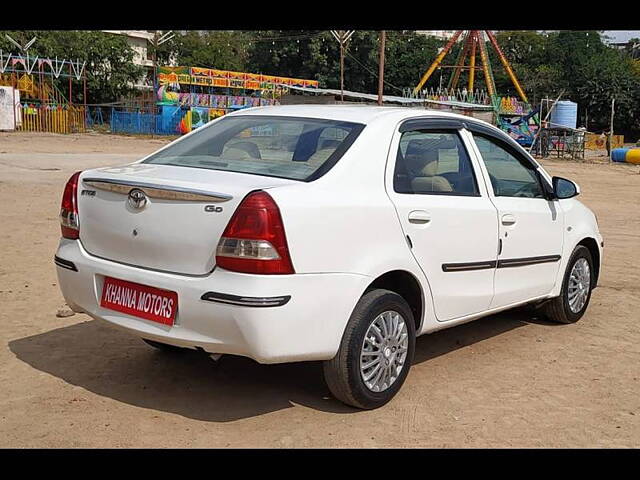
[101,30,154,68]
[415,30,457,40]
[101,30,155,89]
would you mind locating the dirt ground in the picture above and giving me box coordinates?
[1,131,639,448]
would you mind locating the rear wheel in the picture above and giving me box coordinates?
[544,245,594,324]
[323,289,416,410]
[142,338,187,353]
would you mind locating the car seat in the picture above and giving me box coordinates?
[404,140,453,193]
[224,141,262,160]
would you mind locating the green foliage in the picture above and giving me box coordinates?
[493,30,640,135]
[244,30,442,95]
[154,31,250,71]
[383,32,443,93]
[245,30,331,81]
[0,30,144,104]
[490,31,557,99]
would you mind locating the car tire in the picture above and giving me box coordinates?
[543,245,594,324]
[323,289,416,410]
[142,338,187,353]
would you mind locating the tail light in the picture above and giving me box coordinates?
[60,171,81,239]
[216,191,294,274]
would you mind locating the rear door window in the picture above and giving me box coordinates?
[394,130,479,196]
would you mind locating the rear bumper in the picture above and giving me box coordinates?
[55,239,370,363]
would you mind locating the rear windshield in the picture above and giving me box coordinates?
[143,115,365,181]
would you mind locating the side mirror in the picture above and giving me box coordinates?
[552,176,580,199]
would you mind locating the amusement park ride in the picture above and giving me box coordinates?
[0,50,87,133]
[409,30,540,146]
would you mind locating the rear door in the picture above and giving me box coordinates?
[467,131,564,308]
[386,120,500,322]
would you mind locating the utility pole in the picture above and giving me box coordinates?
[609,97,615,163]
[150,31,175,100]
[377,31,386,106]
[152,31,159,98]
[585,108,588,131]
[340,42,344,102]
[330,30,355,103]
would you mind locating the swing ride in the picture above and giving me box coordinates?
[409,30,539,147]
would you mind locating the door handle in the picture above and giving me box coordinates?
[501,214,517,226]
[408,210,431,224]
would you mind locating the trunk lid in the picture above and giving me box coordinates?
[77,163,298,275]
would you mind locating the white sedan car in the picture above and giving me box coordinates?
[55,105,603,409]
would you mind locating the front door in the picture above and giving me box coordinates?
[469,132,564,308]
[387,125,499,322]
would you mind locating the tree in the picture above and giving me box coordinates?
[487,31,640,136]
[491,31,557,102]
[246,30,340,85]
[154,31,251,71]
[381,31,443,94]
[245,30,442,95]
[544,31,639,133]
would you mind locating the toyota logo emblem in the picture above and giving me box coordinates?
[127,189,148,210]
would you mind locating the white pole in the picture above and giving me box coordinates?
[12,84,16,130]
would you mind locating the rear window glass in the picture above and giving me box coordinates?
[143,115,365,181]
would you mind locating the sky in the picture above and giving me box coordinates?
[602,31,640,43]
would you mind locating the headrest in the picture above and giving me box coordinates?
[224,147,252,161]
[406,139,429,156]
[307,148,335,165]
[411,176,453,193]
[405,140,439,176]
[226,141,261,159]
[319,138,341,150]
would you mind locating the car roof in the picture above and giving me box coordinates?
[222,104,541,170]
[226,104,493,127]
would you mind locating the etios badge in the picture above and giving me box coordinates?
[127,189,148,210]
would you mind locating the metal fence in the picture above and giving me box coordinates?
[85,106,112,128]
[17,104,86,134]
[111,108,181,136]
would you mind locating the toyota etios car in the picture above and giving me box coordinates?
[55,105,603,409]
